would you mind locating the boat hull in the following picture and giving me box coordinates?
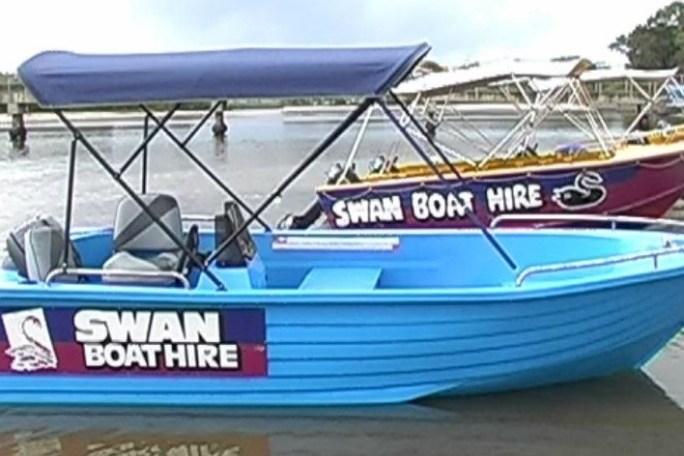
[317,151,684,229]
[0,274,682,405]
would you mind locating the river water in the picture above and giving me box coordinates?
[0,110,683,455]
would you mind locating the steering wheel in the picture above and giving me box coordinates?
[176,224,200,276]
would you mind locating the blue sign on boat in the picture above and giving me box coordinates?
[0,307,267,377]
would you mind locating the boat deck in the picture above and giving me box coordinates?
[2,227,683,302]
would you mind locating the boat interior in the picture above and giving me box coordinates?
[1,193,680,294]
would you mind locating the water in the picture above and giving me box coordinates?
[0,110,683,455]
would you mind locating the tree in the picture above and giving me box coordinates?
[419,59,447,73]
[610,1,684,69]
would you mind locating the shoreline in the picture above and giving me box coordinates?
[0,102,633,131]
[0,108,283,132]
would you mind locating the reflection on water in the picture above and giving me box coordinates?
[0,371,682,456]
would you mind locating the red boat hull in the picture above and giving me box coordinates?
[317,151,684,228]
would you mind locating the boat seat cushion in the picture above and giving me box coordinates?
[103,193,184,285]
[102,251,179,285]
[113,193,183,253]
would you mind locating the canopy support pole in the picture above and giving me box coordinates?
[141,112,149,194]
[142,106,271,231]
[622,77,670,140]
[205,97,374,267]
[54,110,226,291]
[181,100,222,146]
[385,92,517,271]
[61,137,78,270]
[118,105,180,176]
[341,102,375,180]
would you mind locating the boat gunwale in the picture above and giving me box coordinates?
[2,227,684,303]
[315,138,684,193]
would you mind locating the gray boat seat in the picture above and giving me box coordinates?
[103,193,184,286]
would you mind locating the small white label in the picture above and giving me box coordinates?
[272,236,400,251]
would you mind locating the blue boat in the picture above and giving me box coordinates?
[1,43,684,406]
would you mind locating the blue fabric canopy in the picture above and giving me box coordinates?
[18,44,430,107]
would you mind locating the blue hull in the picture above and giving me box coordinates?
[0,228,683,405]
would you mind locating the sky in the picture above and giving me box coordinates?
[0,0,676,71]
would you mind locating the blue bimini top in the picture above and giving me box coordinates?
[17,43,431,108]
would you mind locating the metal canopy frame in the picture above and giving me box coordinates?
[50,92,519,291]
[333,69,612,174]
[342,66,682,175]
[24,43,524,291]
[621,75,680,140]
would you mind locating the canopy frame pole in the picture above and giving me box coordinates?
[141,112,149,194]
[118,105,180,176]
[622,77,670,140]
[443,102,494,148]
[406,125,480,166]
[205,97,375,267]
[340,102,376,180]
[567,80,607,152]
[142,106,271,231]
[529,78,598,144]
[496,82,569,162]
[511,74,533,108]
[53,109,226,291]
[398,93,421,127]
[386,92,518,271]
[497,83,530,119]
[570,79,615,154]
[181,100,222,146]
[60,136,78,271]
[557,108,597,140]
[411,115,487,160]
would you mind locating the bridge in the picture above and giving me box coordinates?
[0,74,38,112]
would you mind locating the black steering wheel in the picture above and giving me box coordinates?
[176,224,200,276]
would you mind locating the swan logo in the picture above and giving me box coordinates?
[2,308,58,372]
[551,171,607,211]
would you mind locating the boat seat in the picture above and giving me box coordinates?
[103,193,186,286]
[4,215,82,281]
[299,267,382,290]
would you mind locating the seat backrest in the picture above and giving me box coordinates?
[25,225,63,282]
[5,215,81,278]
[113,194,183,254]
[214,201,257,267]
[25,224,81,282]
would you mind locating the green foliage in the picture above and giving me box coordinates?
[610,1,684,69]
[419,59,448,72]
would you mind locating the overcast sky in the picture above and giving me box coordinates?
[0,0,674,71]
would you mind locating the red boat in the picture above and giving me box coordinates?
[282,60,684,229]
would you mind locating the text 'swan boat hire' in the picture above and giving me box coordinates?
[1,43,684,406]
[305,60,684,230]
